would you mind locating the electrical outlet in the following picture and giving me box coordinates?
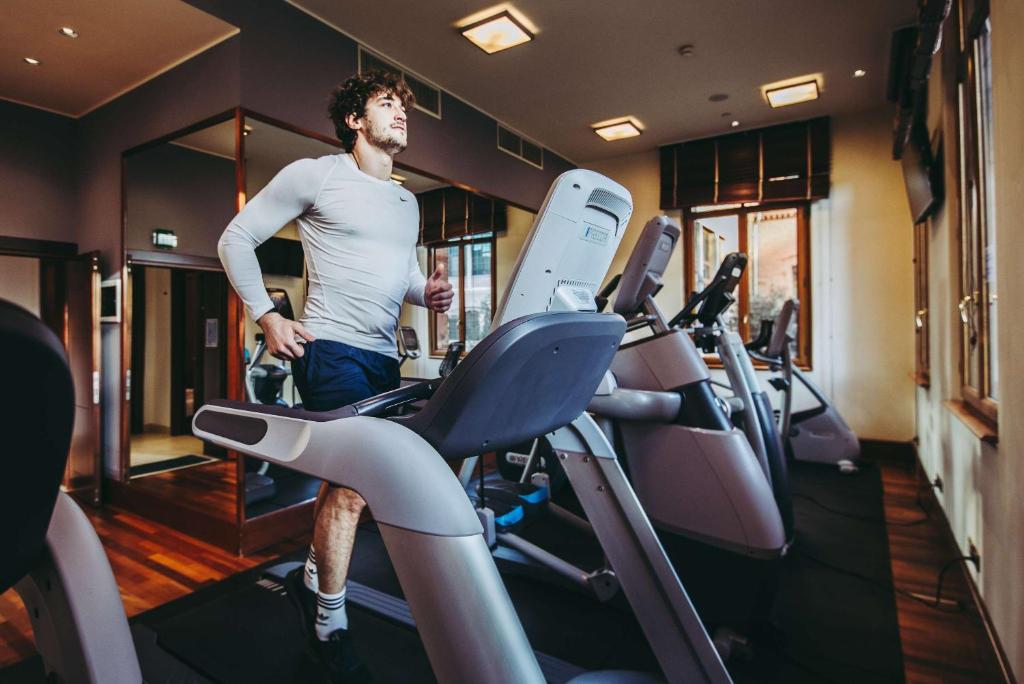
[967,539,981,572]
[932,474,943,492]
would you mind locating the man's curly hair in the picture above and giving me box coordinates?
[328,70,415,152]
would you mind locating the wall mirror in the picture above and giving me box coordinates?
[116,110,540,553]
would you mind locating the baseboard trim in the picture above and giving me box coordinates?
[860,439,915,464]
[913,450,1018,684]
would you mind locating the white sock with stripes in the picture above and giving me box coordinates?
[314,586,348,640]
[303,546,318,593]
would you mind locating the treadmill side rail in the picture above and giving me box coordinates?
[193,406,482,537]
[549,415,733,684]
[380,524,545,684]
[15,493,143,684]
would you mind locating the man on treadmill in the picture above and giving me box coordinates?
[218,70,453,681]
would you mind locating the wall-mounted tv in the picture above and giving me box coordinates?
[902,122,943,224]
[255,237,305,277]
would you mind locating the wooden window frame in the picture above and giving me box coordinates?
[913,220,931,387]
[953,0,998,427]
[427,235,497,357]
[683,201,812,368]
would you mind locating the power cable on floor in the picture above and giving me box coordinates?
[794,548,967,613]
[792,492,929,527]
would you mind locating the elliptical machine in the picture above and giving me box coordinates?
[669,252,796,545]
[746,299,860,472]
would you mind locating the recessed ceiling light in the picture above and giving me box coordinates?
[592,116,644,141]
[58,26,79,38]
[709,93,729,102]
[678,44,695,58]
[853,69,866,78]
[390,173,406,185]
[731,120,740,128]
[764,79,820,108]
[242,125,253,137]
[23,57,41,66]
[460,10,533,54]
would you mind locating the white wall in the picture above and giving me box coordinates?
[585,110,916,441]
[0,255,40,316]
[914,1,1024,677]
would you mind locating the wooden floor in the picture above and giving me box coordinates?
[130,431,205,467]
[881,460,1006,683]
[0,461,1008,682]
[127,458,238,522]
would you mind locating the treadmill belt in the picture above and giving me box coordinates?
[150,566,435,683]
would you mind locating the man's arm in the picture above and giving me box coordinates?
[404,246,427,307]
[218,157,328,358]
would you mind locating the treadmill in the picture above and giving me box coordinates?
[1,170,731,683]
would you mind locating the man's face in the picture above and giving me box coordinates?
[358,91,407,154]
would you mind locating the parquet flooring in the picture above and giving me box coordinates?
[0,462,1009,683]
[881,461,1006,683]
[0,502,309,669]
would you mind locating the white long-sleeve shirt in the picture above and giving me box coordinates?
[218,153,425,358]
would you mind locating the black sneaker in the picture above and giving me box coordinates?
[306,629,374,683]
[284,566,317,636]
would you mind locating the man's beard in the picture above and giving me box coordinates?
[366,118,406,155]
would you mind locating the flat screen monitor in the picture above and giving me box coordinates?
[902,124,940,224]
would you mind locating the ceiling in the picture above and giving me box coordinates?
[291,0,917,162]
[172,118,445,193]
[2,0,917,161]
[0,0,236,116]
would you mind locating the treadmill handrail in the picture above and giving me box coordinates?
[193,405,483,537]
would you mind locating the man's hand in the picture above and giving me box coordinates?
[258,312,315,360]
[424,263,454,313]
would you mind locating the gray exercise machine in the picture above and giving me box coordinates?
[668,251,796,543]
[589,216,785,559]
[0,171,732,684]
[746,299,860,471]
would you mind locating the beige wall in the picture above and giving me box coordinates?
[585,110,916,441]
[914,0,1024,677]
[142,267,171,430]
[0,256,40,316]
[827,107,916,440]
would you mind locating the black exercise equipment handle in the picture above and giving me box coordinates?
[745,320,774,352]
[438,341,464,378]
[350,380,438,417]
[594,273,622,313]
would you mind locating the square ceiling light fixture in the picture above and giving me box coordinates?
[461,9,534,54]
[592,116,644,141]
[764,78,820,108]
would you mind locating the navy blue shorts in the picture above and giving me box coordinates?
[292,339,400,412]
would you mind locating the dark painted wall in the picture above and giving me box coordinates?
[0,100,78,243]
[76,35,241,275]
[125,144,236,258]
[226,1,574,208]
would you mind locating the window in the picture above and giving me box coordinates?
[685,203,811,365]
[913,220,930,387]
[428,236,495,355]
[955,2,997,423]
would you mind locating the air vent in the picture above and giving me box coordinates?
[496,125,544,169]
[358,47,442,119]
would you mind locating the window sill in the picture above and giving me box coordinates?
[702,354,812,372]
[943,400,998,446]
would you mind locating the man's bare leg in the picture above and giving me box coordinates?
[311,484,365,639]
